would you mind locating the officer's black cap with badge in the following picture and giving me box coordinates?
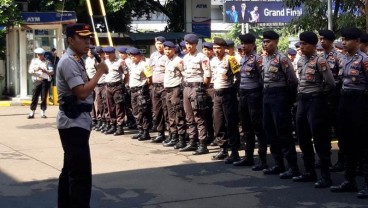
[262,30,279,40]
[65,23,92,38]
[184,34,199,44]
[341,27,362,40]
[239,34,256,44]
[299,31,319,45]
[318,30,336,41]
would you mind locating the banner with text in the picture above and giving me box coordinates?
[192,0,211,37]
[224,0,302,23]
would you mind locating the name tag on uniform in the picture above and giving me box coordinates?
[269,66,278,73]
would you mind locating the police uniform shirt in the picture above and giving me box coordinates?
[129,60,152,88]
[323,48,343,83]
[211,54,240,89]
[183,50,211,83]
[85,56,96,79]
[239,53,263,90]
[105,58,127,83]
[209,57,216,84]
[150,51,167,83]
[164,55,184,88]
[263,51,298,88]
[29,58,53,81]
[339,50,368,91]
[56,48,92,131]
[297,54,335,94]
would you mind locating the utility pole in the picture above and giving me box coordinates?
[327,0,332,30]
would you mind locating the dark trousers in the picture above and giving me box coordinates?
[338,92,368,182]
[213,88,240,151]
[124,87,135,123]
[58,127,92,208]
[239,89,267,160]
[95,85,106,122]
[152,85,168,132]
[205,87,215,141]
[296,94,331,178]
[30,79,50,111]
[166,86,186,135]
[263,88,298,170]
[106,84,125,126]
[131,85,151,131]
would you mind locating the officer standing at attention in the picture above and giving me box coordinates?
[210,37,241,163]
[233,34,268,171]
[103,46,128,136]
[150,36,169,143]
[318,29,345,172]
[85,46,98,127]
[330,27,368,199]
[292,31,335,188]
[180,34,212,155]
[28,47,54,119]
[261,30,300,179]
[161,41,187,148]
[56,23,108,207]
[129,47,153,141]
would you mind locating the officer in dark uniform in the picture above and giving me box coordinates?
[261,30,300,179]
[330,27,368,199]
[318,29,345,172]
[232,34,268,171]
[359,33,368,54]
[210,37,241,163]
[292,32,335,188]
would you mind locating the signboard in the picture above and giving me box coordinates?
[192,0,211,37]
[21,12,77,25]
[224,0,302,23]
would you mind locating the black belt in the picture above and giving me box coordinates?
[152,83,164,87]
[215,87,235,96]
[297,92,323,100]
[183,82,204,88]
[165,85,180,92]
[239,87,262,95]
[131,85,147,93]
[106,81,122,87]
[97,83,106,87]
[263,86,288,94]
[342,89,368,96]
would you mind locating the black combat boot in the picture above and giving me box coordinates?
[101,123,111,133]
[233,152,255,166]
[105,124,116,135]
[330,180,358,192]
[252,155,268,171]
[162,132,172,145]
[93,120,101,130]
[138,130,151,141]
[193,140,209,155]
[132,130,144,140]
[224,151,240,164]
[179,141,198,152]
[164,134,179,147]
[151,131,166,143]
[113,125,124,136]
[96,121,106,132]
[357,184,368,199]
[212,149,229,160]
[173,134,186,149]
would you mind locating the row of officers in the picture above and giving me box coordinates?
[84,28,368,199]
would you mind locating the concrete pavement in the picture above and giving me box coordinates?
[0,106,366,208]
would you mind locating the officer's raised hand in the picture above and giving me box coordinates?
[95,61,109,74]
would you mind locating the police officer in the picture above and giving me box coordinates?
[318,29,345,172]
[28,47,54,119]
[179,40,187,58]
[150,36,169,143]
[103,46,128,136]
[161,41,187,148]
[85,46,98,127]
[56,23,109,207]
[180,34,212,155]
[129,47,153,141]
[330,27,368,199]
[335,41,345,54]
[292,31,335,188]
[261,30,300,179]
[232,34,268,171]
[209,37,241,163]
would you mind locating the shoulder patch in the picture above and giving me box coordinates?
[143,65,153,77]
[320,60,327,71]
[229,56,240,74]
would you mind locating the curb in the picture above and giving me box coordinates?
[0,100,56,107]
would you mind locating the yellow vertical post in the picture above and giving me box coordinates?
[86,0,100,46]
[99,0,113,46]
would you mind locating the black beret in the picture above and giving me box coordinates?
[175,45,181,54]
[225,40,234,47]
[316,44,324,50]
[103,46,115,53]
[118,46,128,54]
[163,41,176,48]
[287,48,297,55]
[294,41,301,48]
[213,37,227,47]
[239,34,256,44]
[203,42,213,49]
[129,47,141,55]
[360,33,368,43]
[335,41,343,49]
[95,46,103,53]
[65,23,92,37]
[184,34,199,44]
[180,41,186,47]
[341,27,362,39]
[155,36,166,43]
[263,30,279,40]
[318,30,336,41]
[299,31,318,45]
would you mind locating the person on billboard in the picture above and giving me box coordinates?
[249,6,260,23]
[226,5,239,23]
[238,3,250,23]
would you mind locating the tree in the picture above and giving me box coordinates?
[0,0,21,59]
[283,0,367,33]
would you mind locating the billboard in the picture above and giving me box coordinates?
[192,0,211,37]
[21,12,77,25]
[224,0,302,23]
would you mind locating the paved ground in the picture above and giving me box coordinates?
[0,106,367,208]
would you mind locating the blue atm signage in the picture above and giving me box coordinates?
[21,12,77,24]
[224,0,302,23]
